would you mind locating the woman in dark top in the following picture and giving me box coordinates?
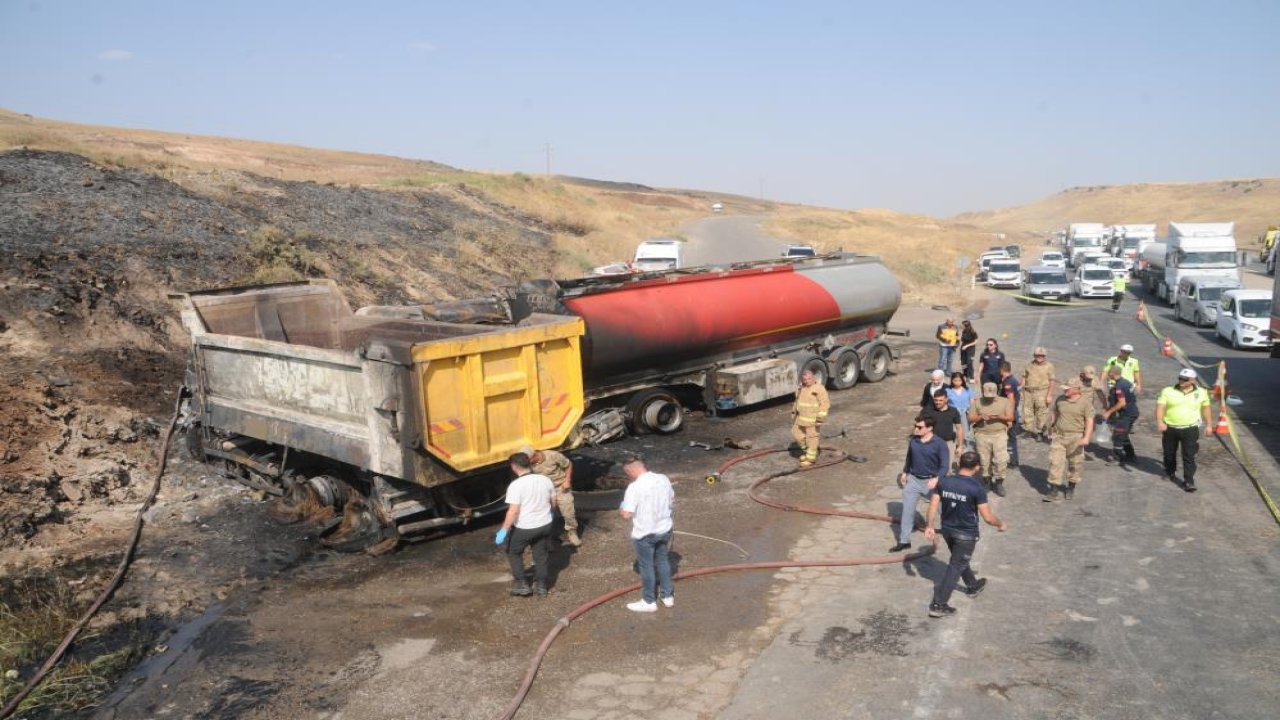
[978,338,1006,387]
[959,320,979,383]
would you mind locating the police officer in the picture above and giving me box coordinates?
[1020,347,1057,441]
[1045,378,1094,502]
[1103,344,1143,395]
[1100,366,1138,466]
[1155,368,1213,492]
[792,369,830,467]
[1111,271,1128,312]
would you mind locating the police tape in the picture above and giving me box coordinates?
[1135,301,1280,526]
[988,288,1113,307]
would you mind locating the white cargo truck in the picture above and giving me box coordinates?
[1067,223,1106,267]
[1109,224,1158,272]
[1139,222,1240,304]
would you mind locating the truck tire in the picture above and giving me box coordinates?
[861,344,892,383]
[627,389,684,435]
[826,348,860,390]
[799,356,829,387]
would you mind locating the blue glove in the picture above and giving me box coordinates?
[495,528,509,545]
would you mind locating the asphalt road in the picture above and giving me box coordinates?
[679,215,788,266]
[721,287,1280,720]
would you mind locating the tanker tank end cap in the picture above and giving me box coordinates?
[981,382,999,398]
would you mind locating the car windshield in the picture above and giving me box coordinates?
[1030,272,1068,284]
[1123,238,1142,248]
[1175,251,1237,268]
[990,263,1019,273]
[1197,287,1227,302]
[1082,270,1112,281]
[1041,253,1062,261]
[1106,259,1126,268]
[1237,299,1271,318]
[1072,238,1102,247]
[786,247,815,256]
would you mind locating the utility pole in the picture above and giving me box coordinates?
[544,143,553,178]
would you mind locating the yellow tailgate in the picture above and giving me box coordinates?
[412,315,585,472]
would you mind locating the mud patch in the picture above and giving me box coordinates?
[791,609,913,661]
[1027,636,1097,663]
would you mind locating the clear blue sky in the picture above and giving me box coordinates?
[2,0,1277,216]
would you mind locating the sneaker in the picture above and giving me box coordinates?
[627,600,658,613]
[962,578,988,598]
[888,542,911,553]
[533,583,548,597]
[1183,479,1197,493]
[799,459,814,468]
[1042,487,1059,503]
[928,603,957,618]
[660,596,675,608]
[510,584,533,597]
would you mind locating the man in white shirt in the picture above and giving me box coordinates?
[619,456,675,613]
[497,452,555,597]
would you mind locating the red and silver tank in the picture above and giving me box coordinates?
[556,253,901,379]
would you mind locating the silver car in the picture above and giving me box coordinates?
[1174,277,1241,327]
[1021,266,1071,304]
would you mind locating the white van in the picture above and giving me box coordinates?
[985,259,1021,289]
[633,239,684,271]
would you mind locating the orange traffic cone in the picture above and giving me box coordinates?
[1136,302,1146,322]
[1214,411,1230,435]
[1161,337,1174,357]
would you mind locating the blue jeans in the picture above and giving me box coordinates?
[898,476,932,544]
[633,531,674,604]
[937,345,956,373]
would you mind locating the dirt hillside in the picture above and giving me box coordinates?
[955,179,1280,246]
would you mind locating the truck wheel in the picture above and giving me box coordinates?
[799,356,829,387]
[862,344,892,383]
[627,389,684,435]
[1193,312,1203,327]
[183,422,206,462]
[826,348,860,390]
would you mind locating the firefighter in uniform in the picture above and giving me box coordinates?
[791,369,830,466]
[1020,347,1057,440]
[521,446,581,546]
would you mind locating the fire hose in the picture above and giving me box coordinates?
[0,389,187,720]
[496,446,937,720]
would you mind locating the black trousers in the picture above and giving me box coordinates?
[506,522,552,587]
[961,347,976,378]
[1161,426,1199,482]
[1112,291,1125,310]
[1112,414,1137,459]
[932,532,978,606]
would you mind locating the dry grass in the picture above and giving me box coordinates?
[956,180,1280,248]
[765,205,1001,305]
[0,571,148,717]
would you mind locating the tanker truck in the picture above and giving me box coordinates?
[1140,222,1240,304]
[174,253,902,549]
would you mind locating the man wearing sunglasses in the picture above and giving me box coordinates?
[890,415,950,553]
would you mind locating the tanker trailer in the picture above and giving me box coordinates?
[172,280,587,551]
[511,252,903,441]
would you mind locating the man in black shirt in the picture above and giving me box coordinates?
[922,389,964,464]
[924,451,1008,618]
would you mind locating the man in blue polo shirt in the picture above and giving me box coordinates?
[924,451,1008,619]
[890,415,950,553]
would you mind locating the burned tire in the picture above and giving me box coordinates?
[320,497,397,553]
[182,423,206,462]
[626,389,684,435]
[862,343,892,383]
[799,356,829,387]
[826,348,860,390]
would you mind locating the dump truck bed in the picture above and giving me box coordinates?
[174,281,584,486]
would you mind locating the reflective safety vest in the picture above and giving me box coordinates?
[793,384,830,426]
[1113,275,1128,292]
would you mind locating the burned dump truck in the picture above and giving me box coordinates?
[175,253,901,549]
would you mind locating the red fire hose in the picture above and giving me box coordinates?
[496,447,936,720]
